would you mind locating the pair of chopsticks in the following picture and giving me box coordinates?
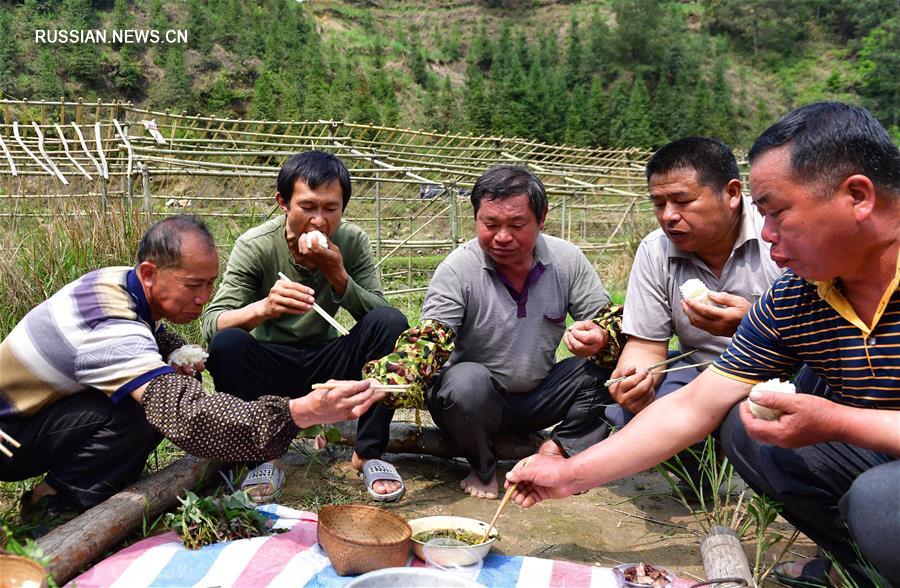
[603,349,712,387]
[0,427,21,458]
[312,382,412,393]
[277,272,350,336]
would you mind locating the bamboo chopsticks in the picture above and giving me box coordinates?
[312,382,411,393]
[603,349,710,387]
[0,427,22,458]
[277,272,350,336]
[480,481,518,544]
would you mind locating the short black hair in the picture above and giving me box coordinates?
[646,137,740,192]
[137,215,216,269]
[276,151,352,209]
[749,102,900,198]
[470,165,548,221]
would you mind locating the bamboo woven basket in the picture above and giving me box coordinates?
[0,554,48,588]
[317,504,411,576]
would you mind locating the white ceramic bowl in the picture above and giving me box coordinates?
[408,515,499,568]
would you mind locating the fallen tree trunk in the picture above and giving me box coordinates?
[700,525,756,587]
[332,421,547,460]
[37,455,222,585]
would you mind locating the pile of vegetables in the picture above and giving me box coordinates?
[164,490,284,550]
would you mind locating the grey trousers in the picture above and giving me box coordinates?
[426,357,612,482]
[720,403,899,586]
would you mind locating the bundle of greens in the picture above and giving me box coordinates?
[164,490,284,550]
[362,320,454,412]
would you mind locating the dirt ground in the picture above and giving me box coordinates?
[278,444,816,586]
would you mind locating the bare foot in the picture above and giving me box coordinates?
[351,452,402,496]
[460,469,498,499]
[538,439,565,457]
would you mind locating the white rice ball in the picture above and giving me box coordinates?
[680,279,712,305]
[169,344,209,366]
[302,230,328,249]
[747,378,796,420]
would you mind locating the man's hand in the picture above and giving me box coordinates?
[171,360,205,377]
[504,453,581,508]
[564,320,610,358]
[682,291,752,337]
[739,391,842,448]
[608,365,656,414]
[289,379,385,429]
[261,277,316,320]
[296,234,350,295]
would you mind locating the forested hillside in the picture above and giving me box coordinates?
[0,0,896,147]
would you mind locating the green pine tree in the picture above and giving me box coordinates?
[0,11,16,97]
[564,16,585,89]
[710,59,737,142]
[251,70,277,120]
[858,17,899,131]
[586,77,610,147]
[463,60,492,134]
[587,8,612,81]
[607,78,632,147]
[624,78,654,147]
[152,48,192,113]
[564,84,591,146]
[690,75,715,137]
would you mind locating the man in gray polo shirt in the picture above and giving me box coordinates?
[606,137,782,431]
[364,165,622,499]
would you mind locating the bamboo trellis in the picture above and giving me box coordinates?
[0,99,656,280]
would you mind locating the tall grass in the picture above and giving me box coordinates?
[0,203,149,338]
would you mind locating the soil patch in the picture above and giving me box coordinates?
[279,445,815,585]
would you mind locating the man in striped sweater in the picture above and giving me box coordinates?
[0,215,383,535]
[507,103,900,587]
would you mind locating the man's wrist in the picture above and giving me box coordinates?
[329,269,350,296]
[288,396,315,428]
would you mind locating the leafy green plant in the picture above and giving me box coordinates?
[163,489,284,550]
[655,435,743,531]
[746,493,798,584]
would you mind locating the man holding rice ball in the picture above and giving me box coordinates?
[604,137,783,441]
[508,103,900,587]
[201,151,409,503]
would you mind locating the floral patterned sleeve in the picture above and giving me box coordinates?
[362,319,455,412]
[588,303,625,369]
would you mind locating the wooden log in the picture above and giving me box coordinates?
[37,455,222,585]
[332,421,547,460]
[700,525,756,587]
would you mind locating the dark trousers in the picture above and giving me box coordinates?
[426,357,612,482]
[206,306,408,459]
[0,391,163,509]
[720,404,899,586]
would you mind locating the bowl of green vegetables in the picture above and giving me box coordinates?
[408,515,499,568]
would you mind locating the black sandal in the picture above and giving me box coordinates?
[773,558,832,588]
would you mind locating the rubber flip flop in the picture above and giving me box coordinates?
[361,459,405,503]
[240,461,285,505]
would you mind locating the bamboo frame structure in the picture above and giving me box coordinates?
[0,99,657,288]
